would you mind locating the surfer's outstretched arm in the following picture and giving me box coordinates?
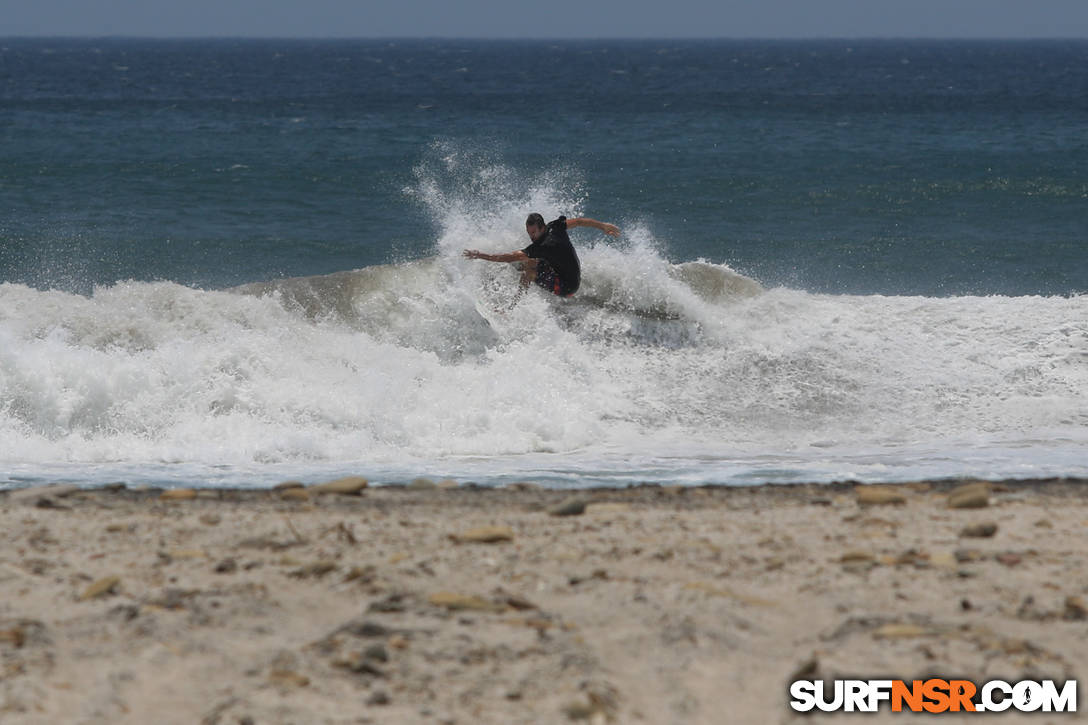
[462,249,529,263]
[565,217,620,237]
[463,249,538,290]
[463,248,536,311]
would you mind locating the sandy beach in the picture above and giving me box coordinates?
[1,477,1086,724]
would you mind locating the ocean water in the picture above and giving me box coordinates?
[1,38,1086,489]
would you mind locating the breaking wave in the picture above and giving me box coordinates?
[2,146,1086,487]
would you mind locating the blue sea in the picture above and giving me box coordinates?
[1,38,1086,489]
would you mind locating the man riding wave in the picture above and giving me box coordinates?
[463,213,620,300]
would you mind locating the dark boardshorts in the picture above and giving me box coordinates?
[533,260,575,297]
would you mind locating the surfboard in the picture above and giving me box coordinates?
[473,266,518,329]
[473,296,503,326]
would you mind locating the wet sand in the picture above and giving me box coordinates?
[1,477,1086,724]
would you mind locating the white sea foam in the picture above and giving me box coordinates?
[3,258,1086,489]
[2,153,1086,488]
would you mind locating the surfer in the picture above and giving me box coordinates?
[463,213,620,299]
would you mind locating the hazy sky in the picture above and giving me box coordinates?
[5,0,1088,38]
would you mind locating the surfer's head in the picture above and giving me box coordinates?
[525,213,546,242]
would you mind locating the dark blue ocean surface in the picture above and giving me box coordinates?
[1,38,1086,295]
[2,39,1088,489]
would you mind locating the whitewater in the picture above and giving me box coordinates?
[2,152,1087,490]
[3,241,1086,488]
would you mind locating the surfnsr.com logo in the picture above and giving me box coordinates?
[789,679,1078,713]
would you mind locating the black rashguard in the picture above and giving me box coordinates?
[521,216,581,296]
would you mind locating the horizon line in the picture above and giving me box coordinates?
[3,34,1088,42]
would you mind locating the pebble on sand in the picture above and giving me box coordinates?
[160,488,198,501]
[1064,596,1088,621]
[268,669,310,688]
[960,522,998,538]
[79,576,121,601]
[452,526,515,544]
[309,476,369,495]
[947,482,991,509]
[0,627,27,648]
[549,497,590,517]
[214,558,238,574]
[273,481,305,491]
[855,485,907,505]
[279,488,311,501]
